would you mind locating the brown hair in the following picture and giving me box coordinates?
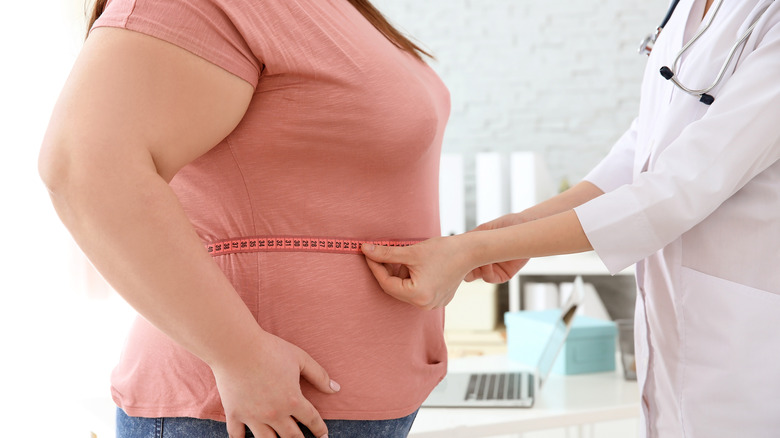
[86,0,108,38]
[86,0,432,60]
[345,0,433,61]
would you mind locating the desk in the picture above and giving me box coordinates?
[409,355,640,438]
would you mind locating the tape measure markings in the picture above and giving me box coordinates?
[206,236,423,256]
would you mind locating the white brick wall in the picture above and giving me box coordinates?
[372,0,667,228]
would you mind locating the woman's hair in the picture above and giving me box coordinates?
[85,0,432,60]
[86,0,108,37]
[345,0,432,60]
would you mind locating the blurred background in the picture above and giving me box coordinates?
[0,0,662,436]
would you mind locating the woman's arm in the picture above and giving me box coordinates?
[464,181,604,283]
[362,206,595,310]
[514,180,605,222]
[39,28,336,438]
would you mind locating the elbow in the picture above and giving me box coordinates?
[38,133,107,229]
[38,133,74,198]
[38,137,66,194]
[38,126,97,208]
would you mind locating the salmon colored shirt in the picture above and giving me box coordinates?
[94,0,450,421]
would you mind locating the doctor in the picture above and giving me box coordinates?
[362,0,780,436]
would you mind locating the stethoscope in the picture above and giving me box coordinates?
[639,0,772,105]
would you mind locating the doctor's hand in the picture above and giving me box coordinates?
[464,213,530,283]
[362,235,476,310]
[211,331,339,438]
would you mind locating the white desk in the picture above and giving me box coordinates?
[409,355,640,438]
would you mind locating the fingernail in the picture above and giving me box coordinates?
[330,379,341,392]
[362,243,375,252]
[320,435,329,438]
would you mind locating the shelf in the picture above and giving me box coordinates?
[519,252,634,276]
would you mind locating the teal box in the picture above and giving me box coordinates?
[504,310,617,375]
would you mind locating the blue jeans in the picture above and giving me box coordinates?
[116,407,419,438]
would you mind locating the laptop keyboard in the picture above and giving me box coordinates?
[465,372,532,401]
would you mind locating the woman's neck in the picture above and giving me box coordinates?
[703,0,716,18]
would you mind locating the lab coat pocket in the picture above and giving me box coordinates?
[680,267,780,438]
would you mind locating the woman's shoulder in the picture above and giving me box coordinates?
[94,0,263,87]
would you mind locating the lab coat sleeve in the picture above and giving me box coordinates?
[582,118,639,193]
[575,23,780,274]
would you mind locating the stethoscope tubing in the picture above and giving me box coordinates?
[654,0,774,105]
[667,16,761,96]
[665,0,725,96]
[661,0,682,30]
[638,0,680,55]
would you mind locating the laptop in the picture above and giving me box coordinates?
[422,276,585,408]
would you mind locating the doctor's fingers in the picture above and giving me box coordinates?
[361,243,416,265]
[374,262,411,279]
[377,262,411,279]
[364,257,414,295]
[464,268,484,282]
[397,263,410,279]
[479,265,510,284]
[465,261,520,284]
[481,259,529,284]
[366,257,451,309]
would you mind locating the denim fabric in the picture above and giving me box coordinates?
[116,407,419,438]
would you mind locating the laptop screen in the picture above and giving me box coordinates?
[535,276,584,387]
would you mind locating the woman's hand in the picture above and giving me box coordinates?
[362,235,476,310]
[464,213,531,283]
[212,331,340,438]
[361,213,533,308]
[363,210,593,309]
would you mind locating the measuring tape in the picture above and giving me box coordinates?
[206,236,423,256]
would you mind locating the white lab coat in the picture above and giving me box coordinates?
[573,0,780,436]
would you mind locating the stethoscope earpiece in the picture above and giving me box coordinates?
[699,94,715,105]
[659,66,674,80]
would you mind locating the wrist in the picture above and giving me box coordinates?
[515,210,538,224]
[459,230,499,270]
[205,324,271,374]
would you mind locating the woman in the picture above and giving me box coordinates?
[363,0,780,437]
[39,0,449,437]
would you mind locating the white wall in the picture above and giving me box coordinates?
[374,0,666,227]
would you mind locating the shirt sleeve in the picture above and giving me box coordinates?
[583,117,639,193]
[92,0,262,87]
[575,18,780,274]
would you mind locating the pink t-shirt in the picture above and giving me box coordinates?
[94,0,450,422]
